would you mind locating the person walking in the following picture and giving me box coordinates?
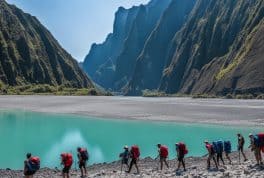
[23,153,40,178]
[237,133,247,162]
[119,145,130,171]
[127,145,140,174]
[204,141,218,170]
[175,142,187,171]
[61,153,73,178]
[157,144,169,170]
[215,141,225,166]
[249,134,263,165]
[77,147,89,177]
[224,141,232,164]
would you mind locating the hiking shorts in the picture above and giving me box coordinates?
[24,170,35,176]
[122,158,129,165]
[79,161,86,169]
[62,166,71,174]
[160,156,167,162]
[238,146,244,152]
[178,155,184,162]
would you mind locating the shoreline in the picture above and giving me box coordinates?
[0,95,263,127]
[1,150,263,177]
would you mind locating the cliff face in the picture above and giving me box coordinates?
[125,0,196,95]
[83,0,264,96]
[82,0,171,90]
[82,6,140,89]
[159,0,264,95]
[0,0,92,88]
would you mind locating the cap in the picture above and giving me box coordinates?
[124,145,128,149]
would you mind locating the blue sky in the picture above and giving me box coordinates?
[6,0,150,62]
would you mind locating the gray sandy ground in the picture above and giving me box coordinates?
[1,150,264,177]
[0,96,263,126]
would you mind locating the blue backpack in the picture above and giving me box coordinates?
[254,135,261,147]
[224,141,232,153]
[27,157,40,173]
[213,140,223,154]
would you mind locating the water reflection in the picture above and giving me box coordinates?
[44,130,104,168]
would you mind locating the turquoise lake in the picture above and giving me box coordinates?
[0,110,262,169]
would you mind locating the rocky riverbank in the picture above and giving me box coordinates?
[1,150,263,177]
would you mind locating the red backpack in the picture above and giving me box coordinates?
[258,133,264,147]
[178,142,188,155]
[61,153,73,167]
[131,145,140,159]
[27,157,40,172]
[160,145,168,158]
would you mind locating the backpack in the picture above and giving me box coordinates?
[27,157,40,173]
[253,135,261,147]
[80,148,89,161]
[224,141,232,153]
[160,145,168,158]
[257,133,264,147]
[212,141,223,154]
[178,142,188,155]
[216,140,224,153]
[212,141,219,153]
[61,153,73,167]
[131,145,140,159]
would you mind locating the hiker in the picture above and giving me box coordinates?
[213,140,225,165]
[157,144,169,170]
[237,133,247,162]
[175,142,188,171]
[204,141,218,170]
[119,145,130,171]
[61,153,73,178]
[24,153,40,178]
[127,145,140,174]
[249,133,263,165]
[224,141,232,164]
[77,147,89,177]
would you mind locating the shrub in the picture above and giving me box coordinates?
[225,94,234,99]
[142,89,166,97]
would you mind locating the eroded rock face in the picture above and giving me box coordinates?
[159,0,264,96]
[82,0,171,90]
[125,0,196,95]
[0,0,93,88]
[83,0,264,96]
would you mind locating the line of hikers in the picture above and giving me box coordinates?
[23,133,264,177]
[24,147,88,178]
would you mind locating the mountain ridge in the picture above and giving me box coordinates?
[0,0,93,89]
[82,0,264,97]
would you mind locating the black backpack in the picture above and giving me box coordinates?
[80,149,89,161]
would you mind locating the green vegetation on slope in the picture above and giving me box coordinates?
[0,0,94,91]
